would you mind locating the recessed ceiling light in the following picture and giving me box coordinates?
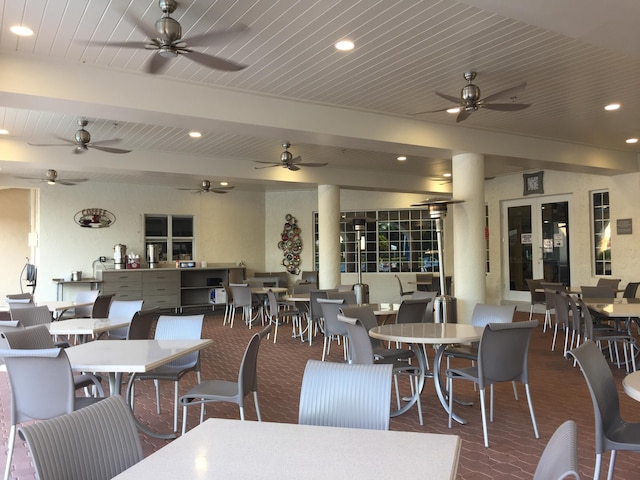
[447,107,461,114]
[0,129,8,135]
[626,138,638,144]
[397,156,407,161]
[443,173,452,177]
[604,103,621,111]
[10,25,33,36]
[335,40,354,51]
[189,131,202,138]
[220,181,228,186]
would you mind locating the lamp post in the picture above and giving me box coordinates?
[352,217,370,304]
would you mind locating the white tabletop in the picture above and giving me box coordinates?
[623,371,640,402]
[251,287,289,295]
[0,299,94,313]
[370,322,482,344]
[585,299,640,318]
[113,418,461,480]
[64,339,212,373]
[48,317,131,336]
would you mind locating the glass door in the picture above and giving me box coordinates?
[501,195,571,302]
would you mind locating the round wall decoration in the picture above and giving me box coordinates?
[74,208,116,228]
[278,213,302,274]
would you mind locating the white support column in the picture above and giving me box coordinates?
[452,152,486,324]
[318,185,341,289]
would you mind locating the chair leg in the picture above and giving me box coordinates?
[155,379,161,414]
[447,376,454,428]
[393,374,401,410]
[414,375,423,426]
[479,388,489,448]
[322,337,328,361]
[182,405,189,435]
[173,380,179,432]
[529,305,533,321]
[607,450,617,480]
[512,381,519,400]
[489,384,494,423]
[253,391,262,421]
[594,453,603,480]
[525,383,539,439]
[551,323,558,351]
[4,425,16,480]
[239,405,245,421]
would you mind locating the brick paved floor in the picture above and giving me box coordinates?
[2,310,640,479]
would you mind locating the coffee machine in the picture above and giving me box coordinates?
[114,244,127,270]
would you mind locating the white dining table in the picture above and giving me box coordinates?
[622,370,640,402]
[113,418,461,480]
[64,338,212,439]
[48,317,131,343]
[0,299,94,319]
[369,322,483,424]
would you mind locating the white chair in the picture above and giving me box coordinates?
[107,300,144,340]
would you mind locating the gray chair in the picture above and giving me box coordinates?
[395,298,433,324]
[107,299,144,339]
[133,314,204,432]
[18,395,143,480]
[533,420,580,480]
[309,289,336,340]
[552,290,572,353]
[623,282,640,299]
[318,298,348,361]
[90,293,115,318]
[0,344,104,480]
[1,325,104,396]
[541,282,565,332]
[5,293,33,301]
[265,289,301,343]
[179,325,269,434]
[327,290,357,305]
[568,340,640,480]
[9,305,70,348]
[221,281,234,325]
[580,285,615,299]
[298,359,393,430]
[526,278,546,321]
[228,283,257,328]
[445,320,540,448]
[395,275,414,298]
[597,278,621,291]
[336,313,423,425]
[61,289,100,319]
[411,290,438,303]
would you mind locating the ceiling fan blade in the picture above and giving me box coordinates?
[482,103,531,111]
[254,163,281,170]
[146,53,172,74]
[210,186,234,191]
[298,162,328,168]
[90,145,132,154]
[15,175,41,180]
[123,10,159,42]
[289,155,302,164]
[57,179,86,186]
[435,91,462,104]
[182,24,248,48]
[89,138,123,146]
[183,50,246,72]
[208,189,230,194]
[177,188,199,191]
[86,40,150,49]
[481,82,527,103]
[456,109,473,123]
[28,142,69,147]
[410,107,452,115]
[287,165,301,171]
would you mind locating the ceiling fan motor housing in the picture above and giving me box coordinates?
[461,84,481,109]
[75,128,91,145]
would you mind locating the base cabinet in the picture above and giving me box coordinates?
[100,265,244,311]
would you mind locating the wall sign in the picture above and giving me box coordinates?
[74,208,116,228]
[523,171,544,196]
[278,213,302,274]
[617,218,633,235]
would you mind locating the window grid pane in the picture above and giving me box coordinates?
[145,214,195,262]
[591,190,611,276]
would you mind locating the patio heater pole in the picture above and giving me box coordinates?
[429,203,456,323]
[352,218,369,304]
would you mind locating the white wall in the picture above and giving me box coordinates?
[35,182,265,301]
[0,188,32,298]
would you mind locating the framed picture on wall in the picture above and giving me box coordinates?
[523,171,544,196]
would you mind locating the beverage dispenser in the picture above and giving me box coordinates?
[114,244,127,270]
[147,244,160,269]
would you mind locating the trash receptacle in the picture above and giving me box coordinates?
[434,295,457,323]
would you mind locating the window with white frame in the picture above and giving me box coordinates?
[591,191,611,275]
[144,215,194,262]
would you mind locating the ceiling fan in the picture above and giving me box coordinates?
[92,0,248,75]
[16,169,88,186]
[177,180,234,194]
[413,71,531,123]
[254,142,328,171]
[28,119,131,154]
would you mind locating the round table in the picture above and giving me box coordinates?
[369,323,483,424]
[622,371,640,402]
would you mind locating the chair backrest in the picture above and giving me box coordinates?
[91,294,115,318]
[108,300,144,320]
[0,342,75,424]
[568,340,621,455]
[1,324,55,349]
[239,327,267,396]
[9,305,52,326]
[72,290,100,317]
[154,315,204,369]
[470,304,516,328]
[266,290,280,318]
[580,286,615,299]
[6,293,33,301]
[476,320,538,389]
[230,284,252,308]
[340,305,378,332]
[525,278,545,304]
[309,290,332,321]
[301,270,318,287]
[299,359,392,430]
[126,309,160,340]
[293,283,314,295]
[18,395,143,480]
[553,291,571,326]
[222,281,234,303]
[318,298,347,337]
[396,298,432,324]
[533,420,580,480]
[411,290,437,302]
[596,278,621,290]
[336,314,374,365]
[327,290,357,305]
[394,275,410,296]
[623,282,640,299]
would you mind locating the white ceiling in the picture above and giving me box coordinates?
[0,0,639,192]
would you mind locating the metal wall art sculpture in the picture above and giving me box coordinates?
[278,214,302,274]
